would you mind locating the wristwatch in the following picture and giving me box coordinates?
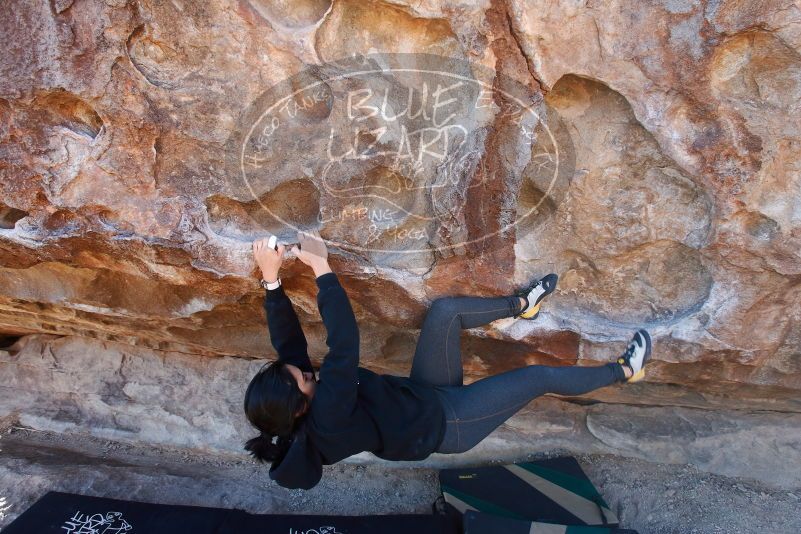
[260,278,281,290]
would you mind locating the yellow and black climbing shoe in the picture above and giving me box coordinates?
[515,273,558,320]
[617,329,652,383]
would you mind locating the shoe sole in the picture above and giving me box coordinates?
[518,301,542,319]
[627,329,652,383]
[517,273,558,321]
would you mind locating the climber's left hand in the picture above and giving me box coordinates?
[253,235,285,282]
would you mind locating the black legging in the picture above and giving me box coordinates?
[410,296,626,454]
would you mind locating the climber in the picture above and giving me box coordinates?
[243,231,652,490]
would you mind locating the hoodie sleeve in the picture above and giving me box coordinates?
[311,272,359,428]
[264,285,314,374]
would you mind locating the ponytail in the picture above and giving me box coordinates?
[244,432,292,463]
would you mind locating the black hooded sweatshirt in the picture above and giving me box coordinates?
[263,271,446,490]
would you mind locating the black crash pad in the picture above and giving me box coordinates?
[1,491,458,534]
[463,510,639,534]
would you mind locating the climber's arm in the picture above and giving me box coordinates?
[289,230,360,425]
[311,270,360,425]
[264,286,313,373]
[254,236,313,373]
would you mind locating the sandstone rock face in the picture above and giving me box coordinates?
[1,0,800,474]
[3,335,800,488]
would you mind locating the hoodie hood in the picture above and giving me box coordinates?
[268,419,323,490]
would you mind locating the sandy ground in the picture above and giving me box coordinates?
[0,426,799,533]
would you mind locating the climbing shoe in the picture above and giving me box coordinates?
[515,273,559,320]
[617,329,652,382]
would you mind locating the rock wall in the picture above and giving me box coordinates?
[1,0,800,450]
[4,334,801,488]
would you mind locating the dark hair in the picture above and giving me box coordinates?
[243,360,309,463]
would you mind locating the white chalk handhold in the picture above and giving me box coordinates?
[267,235,277,250]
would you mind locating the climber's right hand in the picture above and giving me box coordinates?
[291,230,330,275]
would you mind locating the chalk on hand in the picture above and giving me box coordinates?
[268,235,278,250]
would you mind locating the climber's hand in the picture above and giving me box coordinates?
[253,235,285,283]
[291,230,330,276]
